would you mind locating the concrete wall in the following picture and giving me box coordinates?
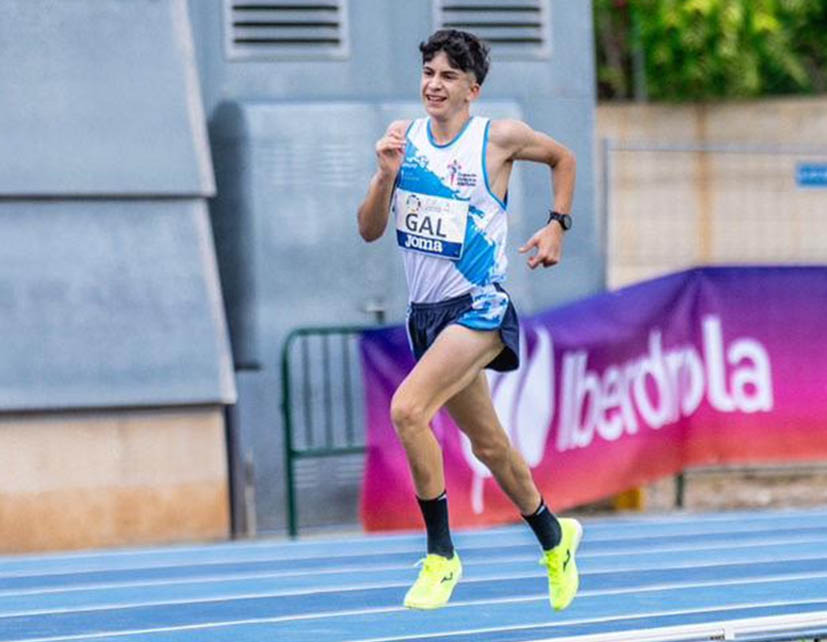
[0,0,213,196]
[0,201,235,411]
[598,97,827,288]
[0,0,234,551]
[599,97,827,145]
[0,408,228,553]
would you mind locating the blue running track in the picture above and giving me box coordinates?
[1,508,827,641]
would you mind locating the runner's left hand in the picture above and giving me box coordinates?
[519,223,564,269]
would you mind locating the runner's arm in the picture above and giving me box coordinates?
[358,120,410,242]
[490,119,576,268]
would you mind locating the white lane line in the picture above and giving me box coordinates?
[0,540,827,604]
[347,604,827,642]
[0,510,827,577]
[7,563,827,619]
[0,543,515,580]
[73,509,808,557]
[3,568,827,630]
[1,507,825,570]
[2,525,826,581]
[1,536,826,599]
[9,594,827,642]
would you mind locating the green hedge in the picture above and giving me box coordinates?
[594,0,827,101]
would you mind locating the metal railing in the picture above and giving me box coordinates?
[550,609,827,641]
[280,325,376,537]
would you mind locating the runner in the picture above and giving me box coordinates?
[357,29,581,612]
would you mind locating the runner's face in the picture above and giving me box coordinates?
[421,51,479,118]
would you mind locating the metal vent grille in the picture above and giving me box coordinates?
[225,0,348,60]
[433,0,551,59]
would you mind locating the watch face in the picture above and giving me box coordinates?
[549,211,572,230]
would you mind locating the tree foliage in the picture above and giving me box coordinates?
[594,0,827,101]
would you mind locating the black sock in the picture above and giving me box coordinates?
[522,499,562,551]
[416,491,454,558]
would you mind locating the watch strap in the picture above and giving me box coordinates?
[547,210,572,230]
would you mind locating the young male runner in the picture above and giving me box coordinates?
[357,29,581,611]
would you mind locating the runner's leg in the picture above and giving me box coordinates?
[443,371,541,514]
[390,323,502,499]
[445,370,581,611]
[394,323,502,609]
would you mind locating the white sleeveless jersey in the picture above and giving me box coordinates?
[392,116,508,303]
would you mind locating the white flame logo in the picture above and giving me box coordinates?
[459,326,555,513]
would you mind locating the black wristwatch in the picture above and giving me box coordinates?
[547,210,572,231]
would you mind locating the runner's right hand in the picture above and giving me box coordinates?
[375,130,406,179]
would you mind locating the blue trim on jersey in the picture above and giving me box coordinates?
[455,214,496,285]
[482,120,508,211]
[426,116,474,149]
[398,141,462,199]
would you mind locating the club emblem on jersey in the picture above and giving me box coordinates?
[446,159,477,187]
[447,159,462,186]
[405,194,421,214]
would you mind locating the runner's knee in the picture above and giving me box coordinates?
[470,433,510,469]
[390,391,428,439]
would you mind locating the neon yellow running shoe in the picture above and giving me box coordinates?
[403,552,462,610]
[540,518,583,611]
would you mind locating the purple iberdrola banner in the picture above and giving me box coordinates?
[359,267,827,531]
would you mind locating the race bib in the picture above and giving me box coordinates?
[395,188,468,260]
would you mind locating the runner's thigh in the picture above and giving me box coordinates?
[395,324,503,421]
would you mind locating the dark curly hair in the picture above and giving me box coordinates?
[419,29,491,85]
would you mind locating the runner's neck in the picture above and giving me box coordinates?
[428,113,472,146]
